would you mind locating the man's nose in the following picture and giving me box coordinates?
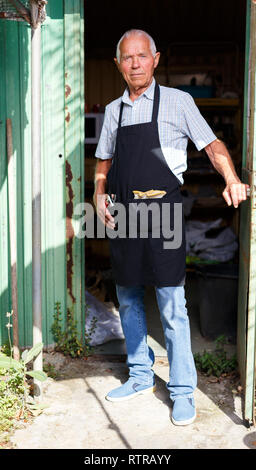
[131,57,140,68]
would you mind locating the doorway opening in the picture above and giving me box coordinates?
[84,0,247,360]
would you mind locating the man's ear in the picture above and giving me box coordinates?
[154,52,160,69]
[114,57,121,72]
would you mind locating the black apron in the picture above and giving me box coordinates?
[106,82,186,287]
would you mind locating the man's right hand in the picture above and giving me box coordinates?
[93,192,115,230]
[93,158,115,229]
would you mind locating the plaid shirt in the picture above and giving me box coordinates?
[95,78,217,184]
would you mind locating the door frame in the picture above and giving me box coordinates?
[237,0,256,426]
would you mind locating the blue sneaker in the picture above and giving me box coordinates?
[105,378,156,402]
[171,397,196,426]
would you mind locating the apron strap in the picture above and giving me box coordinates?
[118,101,124,128]
[151,82,160,123]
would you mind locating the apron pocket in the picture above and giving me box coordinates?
[132,190,167,199]
[125,199,166,237]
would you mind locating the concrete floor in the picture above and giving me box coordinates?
[9,352,254,449]
[9,271,252,450]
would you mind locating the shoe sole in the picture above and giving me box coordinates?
[171,412,196,426]
[105,384,156,402]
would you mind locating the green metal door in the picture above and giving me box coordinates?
[0,1,85,348]
[237,0,256,426]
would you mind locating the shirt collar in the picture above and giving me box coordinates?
[122,77,155,105]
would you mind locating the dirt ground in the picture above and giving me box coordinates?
[7,351,256,449]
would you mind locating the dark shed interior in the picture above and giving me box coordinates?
[84,0,247,356]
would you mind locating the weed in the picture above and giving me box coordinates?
[0,311,48,443]
[51,301,97,358]
[193,335,238,377]
[43,361,60,380]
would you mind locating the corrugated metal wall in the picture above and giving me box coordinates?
[0,0,85,348]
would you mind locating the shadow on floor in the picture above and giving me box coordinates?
[90,270,243,427]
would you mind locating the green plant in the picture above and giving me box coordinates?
[43,361,59,379]
[51,302,83,357]
[51,301,98,358]
[0,311,48,441]
[193,335,238,377]
[0,341,12,357]
[0,343,48,385]
[0,389,23,433]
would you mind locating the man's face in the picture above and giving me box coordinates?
[114,34,160,92]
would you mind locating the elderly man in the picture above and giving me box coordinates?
[93,29,248,426]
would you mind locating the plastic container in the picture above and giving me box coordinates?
[195,263,239,342]
[177,85,214,98]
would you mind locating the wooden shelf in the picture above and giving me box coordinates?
[194,98,239,107]
[184,168,220,176]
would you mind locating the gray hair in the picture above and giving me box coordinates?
[116,29,157,63]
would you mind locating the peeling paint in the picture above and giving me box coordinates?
[66,160,76,304]
[65,111,71,123]
[65,84,71,98]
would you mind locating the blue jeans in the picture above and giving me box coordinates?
[116,284,197,401]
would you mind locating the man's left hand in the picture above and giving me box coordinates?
[222,181,250,208]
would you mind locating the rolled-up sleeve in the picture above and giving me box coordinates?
[180,92,217,151]
[95,105,117,160]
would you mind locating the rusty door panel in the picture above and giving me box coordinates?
[64,0,85,344]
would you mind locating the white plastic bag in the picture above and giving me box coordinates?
[85,290,124,346]
[185,218,238,262]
